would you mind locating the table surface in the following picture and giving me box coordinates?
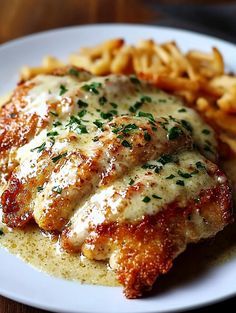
[0,0,235,312]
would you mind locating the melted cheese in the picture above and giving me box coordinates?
[0,73,234,287]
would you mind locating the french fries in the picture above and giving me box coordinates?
[19,38,236,154]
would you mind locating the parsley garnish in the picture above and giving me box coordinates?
[196,161,206,170]
[178,170,192,178]
[0,229,4,236]
[65,116,88,134]
[157,154,173,165]
[142,196,151,203]
[93,120,104,129]
[78,109,87,118]
[53,121,62,127]
[202,129,210,135]
[100,111,113,120]
[166,174,175,179]
[37,186,44,192]
[77,99,88,108]
[129,178,135,185]
[52,186,62,194]
[121,140,132,148]
[142,163,162,173]
[176,180,185,186]
[81,82,102,95]
[181,120,193,133]
[140,95,152,103]
[110,102,118,109]
[50,111,58,117]
[47,131,58,137]
[68,68,80,77]
[130,75,140,85]
[144,132,151,141]
[30,142,46,153]
[99,96,107,105]
[59,84,68,96]
[178,108,186,113]
[152,194,162,199]
[52,152,67,163]
[168,126,183,140]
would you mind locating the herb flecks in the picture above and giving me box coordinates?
[52,186,62,194]
[168,126,183,140]
[142,196,151,203]
[166,174,175,179]
[152,194,162,199]
[176,180,185,186]
[52,152,67,163]
[178,170,192,179]
[65,116,88,134]
[202,129,210,135]
[37,186,44,192]
[31,142,46,153]
[68,68,80,77]
[77,99,88,108]
[121,140,132,148]
[130,75,140,85]
[59,84,68,96]
[81,82,102,95]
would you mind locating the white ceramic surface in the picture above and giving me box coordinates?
[0,24,236,313]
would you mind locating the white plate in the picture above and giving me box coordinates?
[0,24,236,313]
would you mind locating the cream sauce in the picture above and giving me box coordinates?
[0,74,235,289]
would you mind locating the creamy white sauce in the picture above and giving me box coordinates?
[0,74,235,288]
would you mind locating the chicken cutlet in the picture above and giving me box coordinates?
[0,67,233,298]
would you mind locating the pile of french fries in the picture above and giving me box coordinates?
[20,38,236,154]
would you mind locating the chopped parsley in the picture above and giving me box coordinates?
[99,96,107,105]
[129,101,143,113]
[68,67,80,77]
[100,111,113,120]
[140,95,152,103]
[178,170,192,178]
[52,186,62,194]
[50,111,58,117]
[152,194,162,199]
[168,126,183,140]
[77,99,88,108]
[176,180,185,186]
[137,111,155,125]
[78,109,87,118]
[121,140,132,148]
[204,145,214,153]
[30,142,46,153]
[122,124,138,133]
[166,174,175,179]
[65,116,88,134]
[37,186,44,192]
[142,196,151,203]
[93,120,104,129]
[196,161,206,170]
[52,152,67,163]
[0,229,4,236]
[110,102,118,109]
[181,120,193,133]
[81,82,102,95]
[129,178,135,185]
[202,129,210,135]
[178,108,187,113]
[59,84,68,96]
[53,121,62,127]
[142,163,162,173]
[47,131,59,137]
[130,75,140,85]
[144,132,151,141]
[157,154,173,165]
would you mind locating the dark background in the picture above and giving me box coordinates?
[0,0,235,312]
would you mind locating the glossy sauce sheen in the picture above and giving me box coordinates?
[0,73,235,287]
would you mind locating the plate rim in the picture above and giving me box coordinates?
[0,23,236,313]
